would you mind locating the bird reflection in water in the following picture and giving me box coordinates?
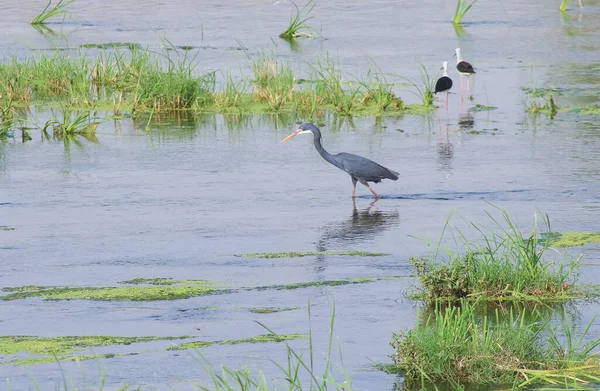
[437,122,454,170]
[313,199,400,273]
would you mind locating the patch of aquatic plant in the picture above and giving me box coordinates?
[190,303,353,390]
[118,277,212,285]
[400,64,437,107]
[237,250,388,258]
[8,353,130,366]
[42,108,103,143]
[526,96,559,118]
[279,0,318,40]
[168,333,306,351]
[391,301,600,388]
[0,335,190,356]
[79,42,142,50]
[30,0,76,25]
[0,284,217,301]
[251,49,296,111]
[249,306,301,314]
[542,232,600,248]
[472,104,497,111]
[0,225,16,231]
[560,0,572,11]
[263,276,404,291]
[358,67,404,114]
[311,53,363,116]
[452,0,479,25]
[410,207,580,302]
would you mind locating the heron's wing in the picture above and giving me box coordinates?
[335,153,399,181]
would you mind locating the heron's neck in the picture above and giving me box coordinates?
[313,132,335,163]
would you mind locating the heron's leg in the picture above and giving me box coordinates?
[351,177,357,198]
[366,185,380,199]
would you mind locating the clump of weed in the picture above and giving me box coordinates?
[560,0,572,11]
[279,0,318,40]
[411,207,580,302]
[31,0,76,25]
[453,0,479,25]
[251,50,296,111]
[237,250,387,258]
[42,108,103,142]
[400,64,437,108]
[526,96,559,118]
[391,301,600,388]
[249,306,301,314]
[169,333,306,351]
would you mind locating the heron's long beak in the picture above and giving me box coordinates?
[281,129,301,143]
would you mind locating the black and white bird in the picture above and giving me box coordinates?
[454,48,475,94]
[434,61,453,110]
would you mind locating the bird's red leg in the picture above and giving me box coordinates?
[351,178,357,198]
[367,185,380,199]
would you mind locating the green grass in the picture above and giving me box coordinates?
[452,0,479,25]
[118,277,212,285]
[251,49,296,111]
[279,0,318,40]
[410,207,581,302]
[237,250,388,258]
[400,64,438,107]
[31,0,76,25]
[560,0,572,11]
[391,300,600,388]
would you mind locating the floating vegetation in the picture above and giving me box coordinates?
[263,276,404,291]
[30,0,76,25]
[0,335,190,356]
[0,226,16,231]
[237,250,388,258]
[8,352,130,367]
[452,0,479,25]
[118,277,212,285]
[1,275,402,301]
[279,0,318,40]
[545,232,600,248]
[391,301,600,388]
[410,207,581,302]
[526,96,559,118]
[0,284,217,301]
[79,42,143,50]
[249,306,301,314]
[168,333,306,351]
[472,104,497,111]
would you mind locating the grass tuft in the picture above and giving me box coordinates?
[391,301,600,388]
[30,0,76,25]
[452,0,479,25]
[400,64,437,107]
[279,0,318,40]
[560,0,572,11]
[410,207,580,302]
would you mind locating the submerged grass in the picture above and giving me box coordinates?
[410,207,581,302]
[168,333,306,351]
[237,250,388,258]
[249,306,301,314]
[391,300,600,388]
[545,232,600,248]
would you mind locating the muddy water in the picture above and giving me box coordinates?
[1,0,600,389]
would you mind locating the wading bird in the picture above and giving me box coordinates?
[454,48,475,94]
[434,61,453,110]
[281,123,398,199]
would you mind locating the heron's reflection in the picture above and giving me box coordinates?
[313,199,400,273]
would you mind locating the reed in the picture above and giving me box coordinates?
[452,0,479,25]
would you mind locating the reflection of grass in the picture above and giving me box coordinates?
[410,207,581,302]
[237,250,387,258]
[391,300,600,388]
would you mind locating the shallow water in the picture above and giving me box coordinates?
[1,0,600,389]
